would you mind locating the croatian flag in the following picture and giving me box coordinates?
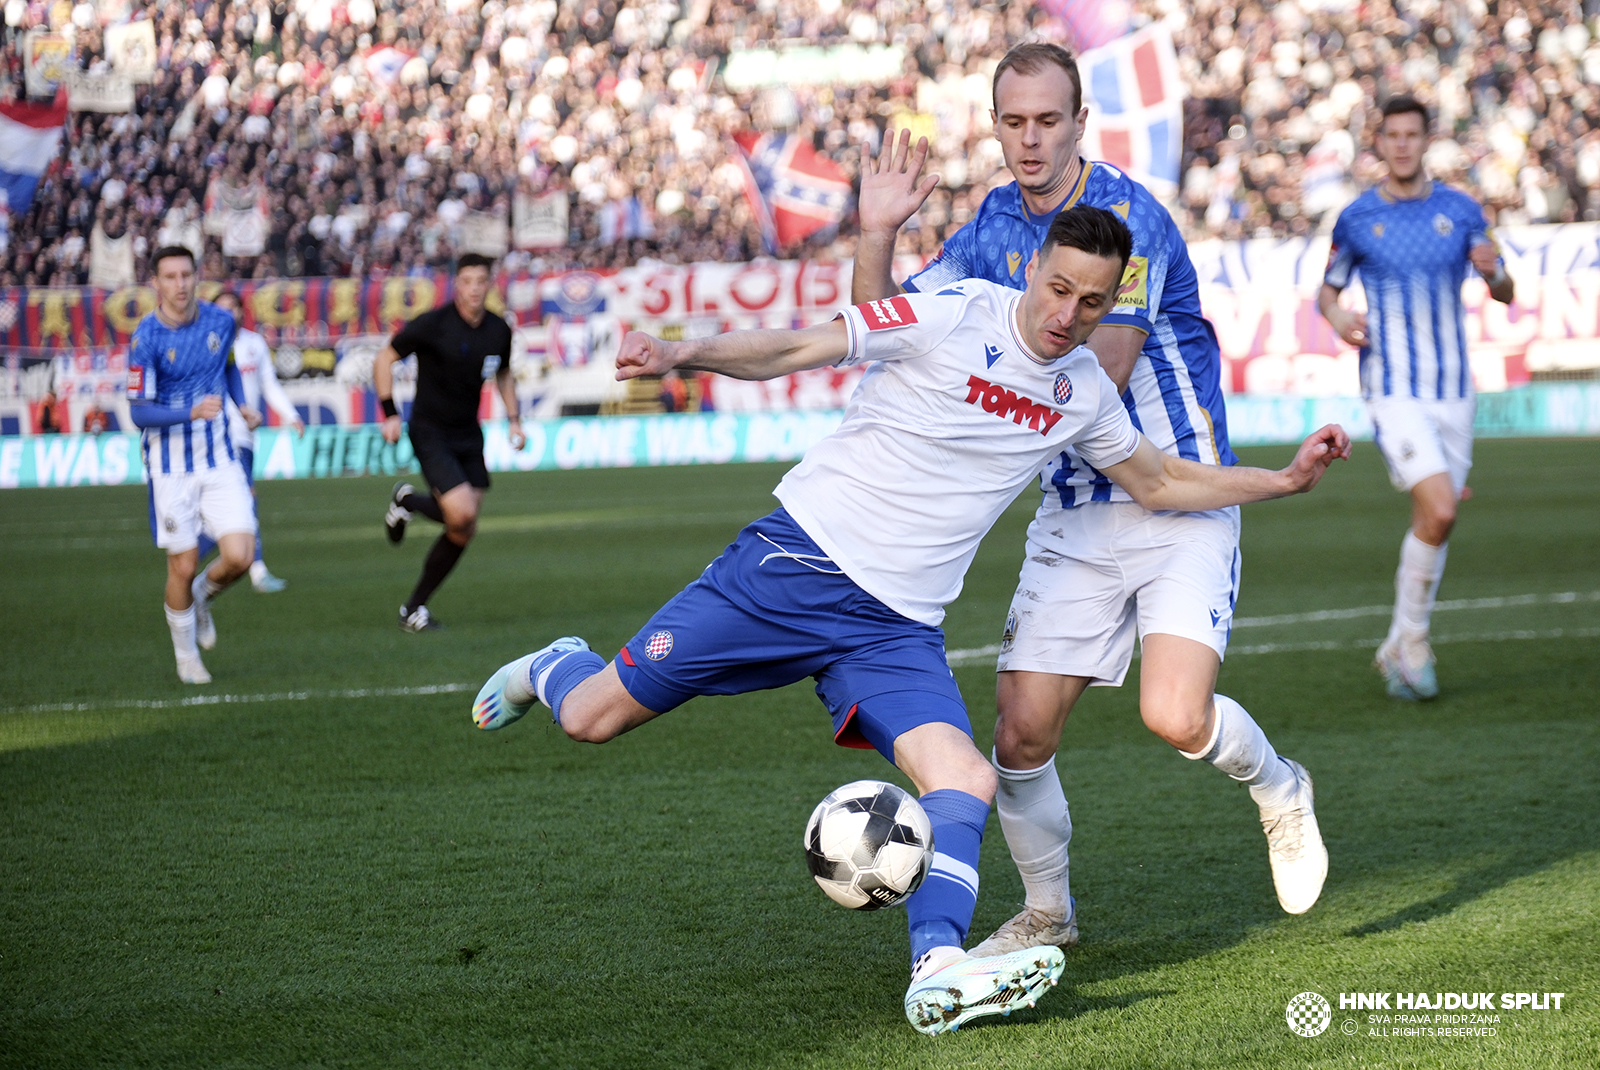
[1077,24,1185,197]
[1039,0,1133,51]
[733,132,852,253]
[0,95,68,216]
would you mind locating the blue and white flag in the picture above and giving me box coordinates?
[1077,24,1185,198]
[0,95,67,216]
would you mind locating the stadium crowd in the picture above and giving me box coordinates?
[2,0,1598,288]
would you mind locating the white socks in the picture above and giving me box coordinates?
[1182,694,1297,813]
[993,752,1072,915]
[192,569,224,605]
[165,603,199,660]
[1390,531,1448,644]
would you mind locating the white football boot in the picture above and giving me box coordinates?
[399,604,439,632]
[969,897,1078,958]
[190,578,217,651]
[1260,758,1328,915]
[385,483,414,545]
[472,637,592,730]
[176,653,212,685]
[1375,637,1437,700]
[904,944,1066,1035]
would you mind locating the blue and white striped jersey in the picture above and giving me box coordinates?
[126,301,240,475]
[1324,182,1497,400]
[907,159,1234,509]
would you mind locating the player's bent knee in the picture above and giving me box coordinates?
[1141,700,1212,753]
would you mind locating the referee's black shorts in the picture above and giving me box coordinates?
[408,420,490,494]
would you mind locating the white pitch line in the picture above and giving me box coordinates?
[946,624,1600,667]
[4,683,475,717]
[9,594,1599,712]
[1232,590,1600,629]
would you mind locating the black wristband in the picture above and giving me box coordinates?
[380,397,398,419]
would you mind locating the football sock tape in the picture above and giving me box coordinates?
[543,650,607,724]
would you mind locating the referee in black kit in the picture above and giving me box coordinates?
[375,253,525,632]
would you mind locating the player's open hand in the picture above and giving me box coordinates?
[381,413,402,444]
[859,129,941,237]
[241,405,263,430]
[615,331,680,381]
[191,395,223,421]
[1283,423,1352,492]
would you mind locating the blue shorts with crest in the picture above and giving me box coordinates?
[616,509,970,761]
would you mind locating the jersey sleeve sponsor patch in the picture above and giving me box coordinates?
[1115,256,1149,311]
[858,295,918,330]
[126,365,145,398]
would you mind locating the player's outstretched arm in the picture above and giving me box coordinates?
[1103,424,1352,512]
[616,320,850,383]
[852,129,940,305]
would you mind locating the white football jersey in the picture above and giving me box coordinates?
[225,328,299,449]
[775,280,1141,626]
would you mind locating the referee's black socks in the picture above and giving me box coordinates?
[401,490,445,523]
[406,533,467,614]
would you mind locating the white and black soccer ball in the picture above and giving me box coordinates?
[803,780,934,910]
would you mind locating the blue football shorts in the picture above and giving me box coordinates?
[615,508,970,761]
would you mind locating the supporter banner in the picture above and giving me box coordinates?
[67,71,136,113]
[1190,221,1600,395]
[513,191,568,249]
[720,44,907,90]
[0,411,845,488]
[104,20,158,83]
[22,32,72,98]
[5,386,1599,489]
[4,222,1599,399]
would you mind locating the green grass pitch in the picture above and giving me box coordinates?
[2,438,1597,1069]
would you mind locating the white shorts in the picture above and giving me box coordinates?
[997,503,1242,686]
[1367,395,1475,494]
[149,462,256,553]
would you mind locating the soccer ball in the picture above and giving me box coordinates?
[803,779,934,910]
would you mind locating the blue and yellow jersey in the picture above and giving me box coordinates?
[1324,182,1497,400]
[127,301,240,475]
[906,159,1233,509]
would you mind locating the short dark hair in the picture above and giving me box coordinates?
[1379,95,1430,132]
[1040,205,1133,273]
[212,288,240,306]
[456,252,495,273]
[151,245,196,271]
[993,43,1083,117]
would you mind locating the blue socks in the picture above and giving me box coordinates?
[906,788,990,962]
[541,650,606,724]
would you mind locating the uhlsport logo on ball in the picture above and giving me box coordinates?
[1286,991,1333,1036]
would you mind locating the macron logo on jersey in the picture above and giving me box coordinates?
[963,374,1065,436]
[859,296,917,330]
